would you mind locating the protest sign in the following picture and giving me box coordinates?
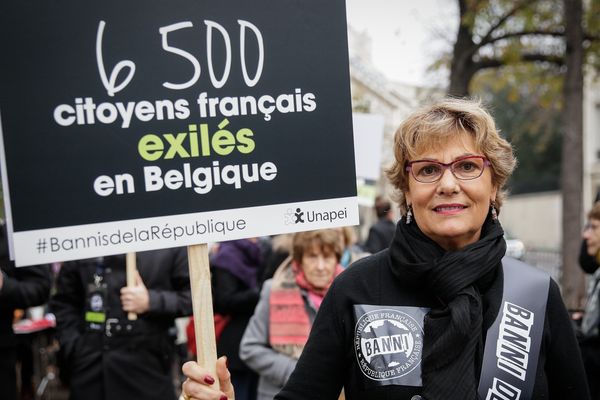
[0,0,358,267]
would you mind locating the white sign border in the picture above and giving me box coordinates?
[13,196,359,266]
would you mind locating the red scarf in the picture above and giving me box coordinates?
[269,258,342,359]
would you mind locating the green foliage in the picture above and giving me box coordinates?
[476,73,563,194]
[471,62,564,107]
[584,0,600,74]
[435,0,599,95]
[469,0,564,56]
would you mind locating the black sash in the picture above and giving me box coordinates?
[478,258,550,400]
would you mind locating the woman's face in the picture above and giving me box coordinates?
[301,243,338,289]
[405,132,498,250]
[583,218,600,257]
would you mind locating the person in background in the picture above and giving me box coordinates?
[181,98,590,400]
[239,230,344,400]
[579,202,600,399]
[337,226,369,268]
[0,222,51,400]
[363,196,395,253]
[50,248,191,400]
[211,239,262,400]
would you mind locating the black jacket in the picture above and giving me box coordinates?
[0,224,51,347]
[213,267,260,372]
[50,248,191,400]
[277,250,590,400]
[364,218,396,254]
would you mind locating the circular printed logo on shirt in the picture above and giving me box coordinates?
[90,293,104,312]
[354,308,424,381]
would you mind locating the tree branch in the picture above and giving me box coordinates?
[584,33,600,42]
[478,0,533,47]
[480,29,565,47]
[474,53,565,70]
[520,53,564,65]
[458,0,468,15]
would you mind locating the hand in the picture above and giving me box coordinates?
[120,271,150,314]
[182,357,234,400]
[0,271,4,290]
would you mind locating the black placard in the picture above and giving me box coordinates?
[0,0,357,266]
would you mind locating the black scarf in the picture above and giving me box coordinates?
[388,215,506,400]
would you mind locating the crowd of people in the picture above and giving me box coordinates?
[1,98,600,400]
[0,220,370,400]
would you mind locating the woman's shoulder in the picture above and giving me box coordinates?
[260,278,273,296]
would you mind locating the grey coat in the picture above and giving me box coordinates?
[239,279,317,400]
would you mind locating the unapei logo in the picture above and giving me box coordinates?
[284,208,306,225]
[354,308,424,381]
[294,208,305,223]
[284,206,348,225]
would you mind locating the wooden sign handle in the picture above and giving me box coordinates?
[188,243,219,390]
[126,252,138,321]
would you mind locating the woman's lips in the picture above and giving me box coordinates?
[433,204,467,215]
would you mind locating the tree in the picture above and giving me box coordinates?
[561,0,585,309]
[442,0,599,307]
[449,0,565,97]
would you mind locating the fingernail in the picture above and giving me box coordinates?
[204,375,215,385]
[220,396,228,400]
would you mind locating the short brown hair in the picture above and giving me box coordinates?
[386,98,517,216]
[292,229,343,263]
[588,202,600,221]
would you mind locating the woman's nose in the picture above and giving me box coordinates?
[437,168,460,194]
[316,256,326,270]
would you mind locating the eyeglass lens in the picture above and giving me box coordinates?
[411,157,486,183]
